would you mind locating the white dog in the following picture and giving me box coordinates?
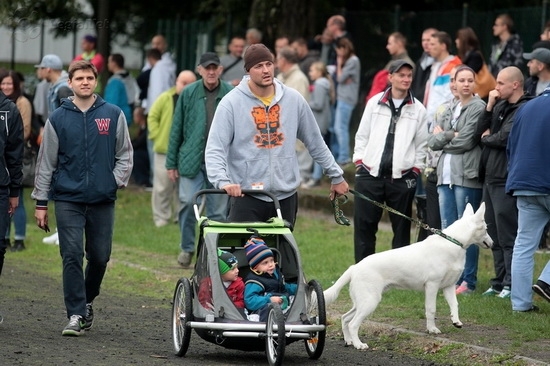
[324,203,493,350]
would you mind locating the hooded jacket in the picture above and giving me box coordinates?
[308,76,332,134]
[48,71,72,116]
[0,92,24,196]
[353,88,428,179]
[428,96,486,188]
[476,94,533,185]
[31,95,133,205]
[205,77,344,201]
[506,89,550,195]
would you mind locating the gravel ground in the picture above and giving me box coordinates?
[0,261,446,366]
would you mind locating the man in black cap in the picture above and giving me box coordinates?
[165,52,233,268]
[523,47,550,96]
[352,59,428,262]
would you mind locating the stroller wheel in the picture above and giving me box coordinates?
[172,277,193,356]
[304,279,326,359]
[265,303,286,366]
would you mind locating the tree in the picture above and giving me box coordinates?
[0,0,82,68]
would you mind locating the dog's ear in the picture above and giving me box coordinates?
[474,202,486,219]
[462,203,474,217]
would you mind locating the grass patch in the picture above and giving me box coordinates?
[7,187,550,364]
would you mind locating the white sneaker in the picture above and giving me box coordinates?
[43,230,59,245]
[498,286,511,299]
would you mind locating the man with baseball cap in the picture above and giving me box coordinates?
[166,52,233,268]
[352,59,428,262]
[205,43,349,227]
[34,54,73,117]
[523,47,550,96]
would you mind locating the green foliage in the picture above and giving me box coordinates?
[0,0,82,33]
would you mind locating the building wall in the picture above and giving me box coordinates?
[0,19,143,70]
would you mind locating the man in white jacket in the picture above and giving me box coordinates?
[352,60,428,262]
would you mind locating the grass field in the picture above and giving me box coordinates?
[7,186,550,365]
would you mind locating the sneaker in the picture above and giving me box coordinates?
[43,230,59,245]
[177,251,194,268]
[62,315,86,336]
[83,303,94,330]
[456,282,473,295]
[300,179,320,189]
[514,305,539,313]
[497,286,511,299]
[533,280,550,303]
[482,287,501,296]
[11,240,25,252]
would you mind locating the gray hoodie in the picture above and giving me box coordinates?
[205,76,344,201]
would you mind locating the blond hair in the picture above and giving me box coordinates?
[310,61,335,105]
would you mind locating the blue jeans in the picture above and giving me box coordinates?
[5,188,26,240]
[178,166,228,253]
[331,100,354,164]
[438,185,482,290]
[512,195,550,311]
[55,201,115,318]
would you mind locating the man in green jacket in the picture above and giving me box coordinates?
[148,70,196,228]
[166,52,233,268]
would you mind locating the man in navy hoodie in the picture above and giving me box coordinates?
[506,85,550,312]
[32,60,133,336]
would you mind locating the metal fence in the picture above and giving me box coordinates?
[159,3,548,94]
[155,18,214,73]
[346,5,547,93]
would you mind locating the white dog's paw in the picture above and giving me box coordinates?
[353,342,369,350]
[453,321,463,328]
[427,326,441,334]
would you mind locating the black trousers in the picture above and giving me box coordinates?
[353,170,417,263]
[425,171,441,232]
[484,183,517,290]
[228,193,298,229]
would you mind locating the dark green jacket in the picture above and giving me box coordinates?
[166,79,233,177]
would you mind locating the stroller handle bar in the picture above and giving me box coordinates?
[192,189,283,221]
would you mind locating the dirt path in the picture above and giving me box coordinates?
[0,260,443,366]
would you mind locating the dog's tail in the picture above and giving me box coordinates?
[323,265,354,306]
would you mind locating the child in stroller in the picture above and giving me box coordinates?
[198,249,245,315]
[243,234,297,321]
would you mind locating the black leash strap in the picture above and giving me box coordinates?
[331,189,464,247]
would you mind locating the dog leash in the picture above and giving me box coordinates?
[331,189,464,247]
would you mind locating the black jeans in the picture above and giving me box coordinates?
[0,188,9,276]
[483,183,517,290]
[425,171,441,232]
[228,193,298,229]
[353,169,417,263]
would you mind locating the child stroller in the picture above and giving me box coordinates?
[171,189,326,366]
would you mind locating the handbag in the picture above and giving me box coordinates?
[475,63,496,98]
[21,142,37,188]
